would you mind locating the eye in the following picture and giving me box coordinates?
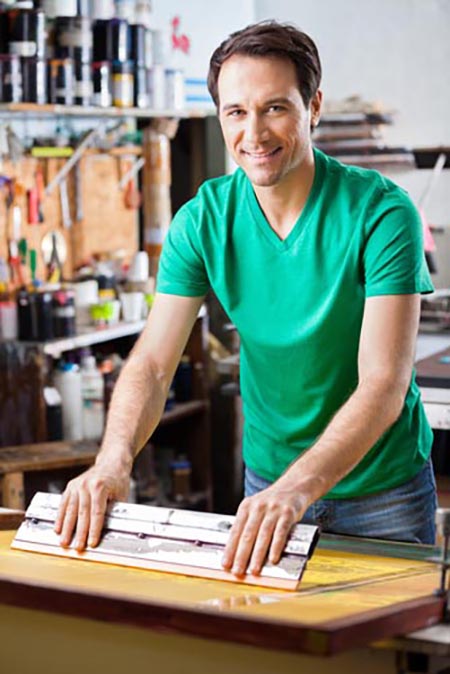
[228,109,245,118]
[267,105,285,113]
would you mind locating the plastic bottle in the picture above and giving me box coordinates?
[53,362,83,442]
[81,355,105,440]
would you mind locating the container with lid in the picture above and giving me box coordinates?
[74,60,92,106]
[54,16,92,65]
[21,56,46,104]
[81,355,105,440]
[47,57,74,105]
[92,60,111,107]
[17,287,38,341]
[53,362,83,442]
[0,54,22,103]
[7,9,46,59]
[52,287,76,338]
[112,59,133,108]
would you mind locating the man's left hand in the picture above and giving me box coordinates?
[222,483,307,576]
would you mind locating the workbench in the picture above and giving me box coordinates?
[0,520,446,674]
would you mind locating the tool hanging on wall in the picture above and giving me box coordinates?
[59,177,72,229]
[13,492,320,591]
[45,125,103,197]
[119,156,145,210]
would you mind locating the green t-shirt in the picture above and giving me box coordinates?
[157,148,434,498]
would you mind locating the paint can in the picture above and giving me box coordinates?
[134,65,149,108]
[112,59,133,107]
[41,0,77,19]
[21,57,46,103]
[150,28,165,65]
[92,60,112,107]
[0,12,9,54]
[130,23,146,66]
[165,68,185,110]
[74,60,92,106]
[48,57,74,105]
[147,64,165,110]
[110,18,131,63]
[143,26,153,68]
[91,0,115,21]
[8,9,46,59]
[0,54,22,103]
[54,16,92,65]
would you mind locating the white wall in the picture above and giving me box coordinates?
[152,0,255,105]
[254,0,450,148]
[253,0,450,285]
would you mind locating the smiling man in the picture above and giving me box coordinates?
[56,22,437,577]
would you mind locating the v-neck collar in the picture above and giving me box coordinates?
[245,148,324,251]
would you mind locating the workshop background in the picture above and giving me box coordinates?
[0,0,449,517]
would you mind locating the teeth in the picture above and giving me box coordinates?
[246,149,277,158]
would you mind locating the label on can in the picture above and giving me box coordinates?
[92,91,112,107]
[165,69,185,110]
[9,41,36,57]
[113,73,133,107]
[75,80,93,97]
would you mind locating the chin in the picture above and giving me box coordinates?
[244,170,283,187]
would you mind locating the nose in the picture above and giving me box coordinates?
[244,112,269,145]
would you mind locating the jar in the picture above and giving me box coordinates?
[52,288,76,338]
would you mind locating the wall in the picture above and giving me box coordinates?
[152,0,256,106]
[254,0,450,147]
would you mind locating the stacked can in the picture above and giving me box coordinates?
[52,15,92,105]
[130,23,148,108]
[0,5,186,111]
[0,7,47,104]
[93,17,133,107]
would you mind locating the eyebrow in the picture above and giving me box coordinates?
[221,97,293,112]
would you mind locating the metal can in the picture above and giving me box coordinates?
[130,23,146,67]
[21,57,46,104]
[0,54,22,103]
[17,288,39,341]
[74,60,92,106]
[165,68,185,110]
[110,18,131,62]
[92,60,112,107]
[36,290,54,341]
[54,16,92,65]
[147,64,165,110]
[8,9,46,59]
[112,59,133,108]
[134,65,149,108]
[48,57,74,105]
[52,288,76,338]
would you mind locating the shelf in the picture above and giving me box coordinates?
[159,400,209,426]
[0,103,215,120]
[41,320,146,357]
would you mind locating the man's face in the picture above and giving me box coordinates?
[218,54,321,189]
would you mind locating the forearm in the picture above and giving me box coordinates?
[279,376,407,504]
[95,352,170,472]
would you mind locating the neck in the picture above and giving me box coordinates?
[253,148,316,240]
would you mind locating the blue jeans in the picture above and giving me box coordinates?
[244,459,438,544]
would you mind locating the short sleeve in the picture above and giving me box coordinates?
[363,187,434,297]
[156,204,210,297]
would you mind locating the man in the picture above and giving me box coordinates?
[56,21,437,578]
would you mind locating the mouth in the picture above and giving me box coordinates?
[242,147,282,160]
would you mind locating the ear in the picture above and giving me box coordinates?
[310,90,323,128]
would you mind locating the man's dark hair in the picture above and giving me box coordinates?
[207,21,322,108]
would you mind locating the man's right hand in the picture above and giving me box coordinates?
[54,463,130,551]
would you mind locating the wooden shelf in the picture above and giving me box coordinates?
[0,103,215,120]
[40,321,146,357]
